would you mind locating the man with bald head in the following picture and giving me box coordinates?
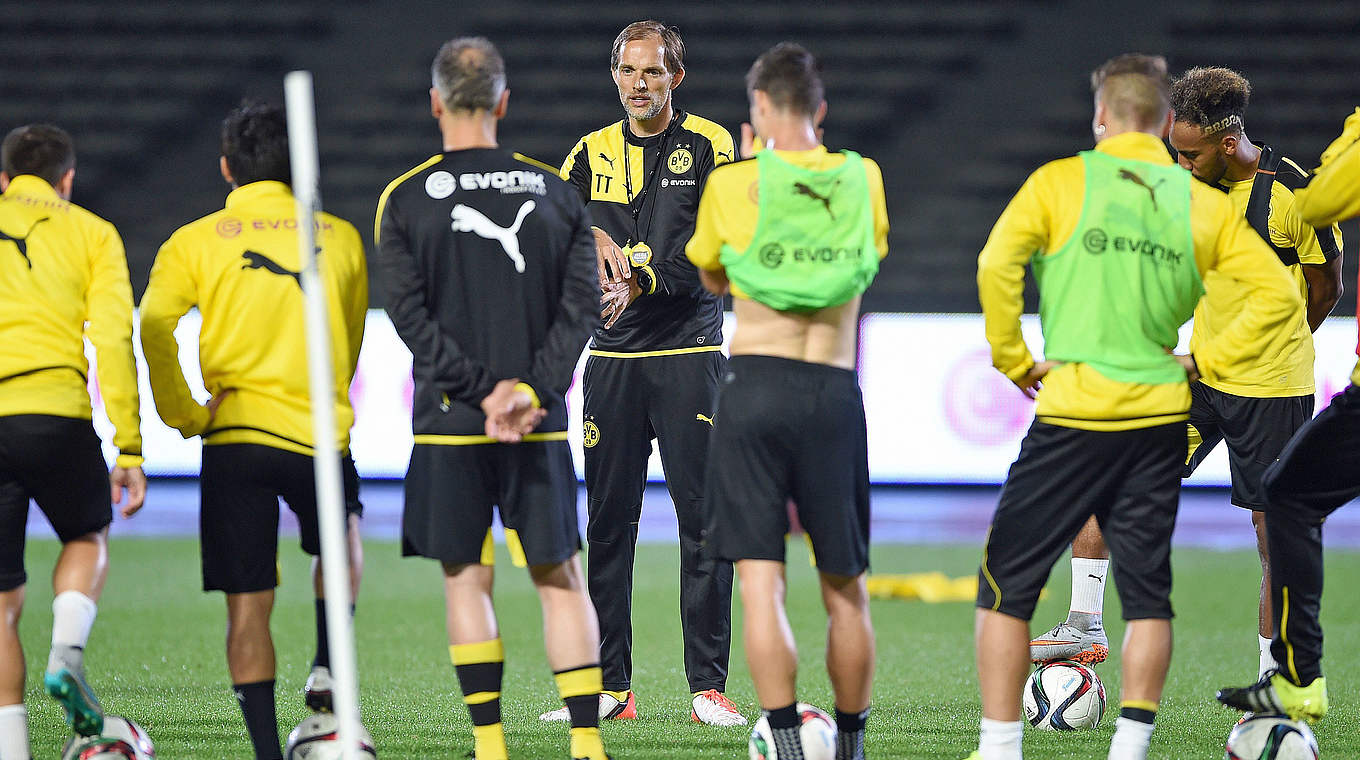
[967,54,1301,760]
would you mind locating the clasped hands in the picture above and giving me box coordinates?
[480,379,546,443]
[595,228,641,329]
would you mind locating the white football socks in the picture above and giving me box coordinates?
[1259,634,1279,679]
[1107,716,1155,760]
[0,703,29,760]
[1070,558,1109,619]
[978,717,1022,760]
[48,590,97,672]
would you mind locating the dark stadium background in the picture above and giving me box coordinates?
[4,0,1357,316]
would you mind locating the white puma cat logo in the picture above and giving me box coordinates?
[450,200,536,273]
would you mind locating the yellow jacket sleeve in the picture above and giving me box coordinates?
[1296,107,1360,227]
[1276,189,1329,265]
[685,174,727,271]
[1191,207,1304,385]
[139,235,211,438]
[711,128,737,167]
[865,159,891,259]
[978,170,1052,383]
[84,220,143,468]
[345,225,369,375]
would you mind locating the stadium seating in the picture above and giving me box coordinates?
[4,1,1356,313]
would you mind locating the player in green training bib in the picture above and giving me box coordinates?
[720,149,879,311]
[687,43,890,760]
[1032,150,1202,385]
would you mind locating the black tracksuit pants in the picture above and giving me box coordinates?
[1263,383,1360,685]
[582,350,734,693]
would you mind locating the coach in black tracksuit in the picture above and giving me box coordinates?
[558,21,738,716]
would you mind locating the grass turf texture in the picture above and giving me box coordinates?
[16,537,1360,759]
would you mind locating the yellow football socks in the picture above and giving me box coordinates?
[555,664,607,760]
[451,640,507,760]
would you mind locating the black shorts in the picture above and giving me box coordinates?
[0,415,111,592]
[977,421,1183,621]
[704,355,870,576]
[401,440,580,568]
[1183,383,1313,510]
[200,444,363,594]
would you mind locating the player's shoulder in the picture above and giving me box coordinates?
[573,120,625,149]
[706,154,757,188]
[164,204,230,247]
[378,153,446,207]
[508,151,575,195]
[1016,153,1084,197]
[1188,175,1237,217]
[678,112,734,147]
[64,199,120,239]
[856,154,885,184]
[1035,153,1085,176]
[1269,149,1311,192]
[318,210,362,242]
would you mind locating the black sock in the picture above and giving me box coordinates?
[1120,705,1157,725]
[232,680,282,760]
[835,707,869,760]
[767,704,805,760]
[565,692,599,729]
[313,600,329,669]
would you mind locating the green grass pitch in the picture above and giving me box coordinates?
[17,537,1360,758]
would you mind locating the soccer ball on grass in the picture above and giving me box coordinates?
[285,712,377,759]
[1225,715,1319,759]
[61,715,155,759]
[1022,660,1106,730]
[748,702,836,760]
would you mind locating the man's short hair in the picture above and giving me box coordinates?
[746,42,824,119]
[2,124,75,187]
[432,36,506,113]
[1090,54,1171,130]
[611,21,684,74]
[1171,66,1250,136]
[221,101,290,186]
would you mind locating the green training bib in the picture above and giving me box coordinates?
[720,150,878,311]
[1031,151,1203,385]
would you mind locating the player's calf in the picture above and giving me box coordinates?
[45,590,103,736]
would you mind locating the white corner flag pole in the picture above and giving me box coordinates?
[285,70,364,760]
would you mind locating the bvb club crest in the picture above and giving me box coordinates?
[667,147,693,174]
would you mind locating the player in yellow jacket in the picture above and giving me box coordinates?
[140,103,367,760]
[968,55,1300,760]
[0,124,145,756]
[1216,106,1360,723]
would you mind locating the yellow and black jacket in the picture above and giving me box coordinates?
[561,110,734,352]
[1189,146,1342,398]
[140,180,368,456]
[0,174,141,466]
[1295,106,1360,228]
[978,133,1302,431]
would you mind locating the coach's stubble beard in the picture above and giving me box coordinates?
[621,90,666,122]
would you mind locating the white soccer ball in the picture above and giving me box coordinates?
[285,713,377,759]
[1226,715,1319,759]
[1022,660,1106,730]
[61,715,155,759]
[748,702,837,760]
